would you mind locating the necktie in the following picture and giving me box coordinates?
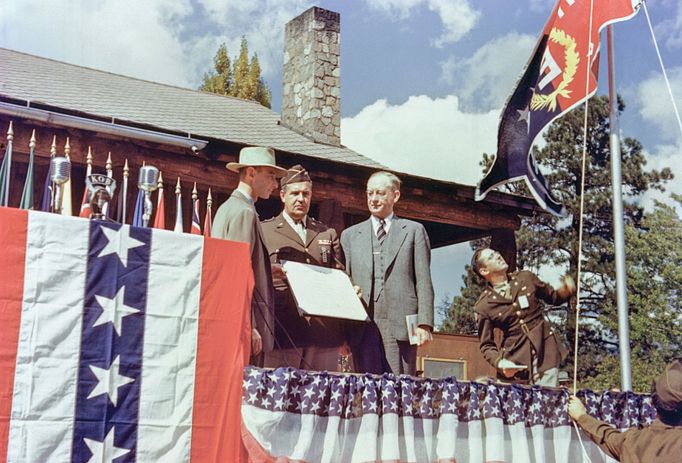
[294,221,306,242]
[377,218,387,246]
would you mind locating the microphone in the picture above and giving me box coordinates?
[50,157,71,213]
[138,165,159,192]
[138,165,159,227]
[50,156,71,185]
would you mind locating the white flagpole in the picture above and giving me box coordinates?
[607,24,632,392]
[174,177,183,233]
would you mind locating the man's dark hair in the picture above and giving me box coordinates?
[652,383,682,426]
[471,248,488,278]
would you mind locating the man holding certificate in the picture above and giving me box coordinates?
[261,165,346,371]
[341,171,434,376]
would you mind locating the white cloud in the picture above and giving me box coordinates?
[528,0,554,14]
[0,0,312,89]
[439,32,536,111]
[341,95,499,186]
[194,0,312,77]
[365,0,479,46]
[638,142,682,215]
[656,1,682,49]
[636,66,682,142]
[428,0,480,47]
[0,0,194,87]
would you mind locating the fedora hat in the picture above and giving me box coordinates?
[226,146,287,177]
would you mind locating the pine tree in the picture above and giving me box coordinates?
[199,43,231,95]
[438,264,484,335]
[249,54,271,108]
[582,196,682,391]
[230,37,250,100]
[199,38,271,108]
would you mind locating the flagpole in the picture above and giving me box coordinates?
[607,24,632,392]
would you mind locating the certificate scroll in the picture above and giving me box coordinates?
[282,260,369,321]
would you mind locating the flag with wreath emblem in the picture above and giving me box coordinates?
[476,0,639,216]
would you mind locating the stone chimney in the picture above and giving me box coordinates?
[282,7,340,146]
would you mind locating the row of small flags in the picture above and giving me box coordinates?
[0,121,214,236]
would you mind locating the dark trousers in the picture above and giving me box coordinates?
[350,321,392,374]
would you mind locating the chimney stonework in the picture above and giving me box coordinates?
[282,7,340,146]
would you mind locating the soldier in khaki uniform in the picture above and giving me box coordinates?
[569,359,682,462]
[472,247,575,387]
[261,165,346,371]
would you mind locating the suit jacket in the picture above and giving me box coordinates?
[474,270,568,379]
[577,415,682,463]
[340,216,434,341]
[261,212,345,348]
[211,190,275,353]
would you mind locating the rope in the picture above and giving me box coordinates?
[642,1,682,138]
[572,0,596,396]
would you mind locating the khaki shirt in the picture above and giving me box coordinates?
[578,415,682,462]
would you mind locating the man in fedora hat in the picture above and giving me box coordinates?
[568,358,682,462]
[212,146,287,366]
[261,164,347,371]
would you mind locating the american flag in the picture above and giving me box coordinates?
[0,207,254,462]
[191,195,201,235]
[242,367,655,463]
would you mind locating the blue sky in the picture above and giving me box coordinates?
[2,0,681,319]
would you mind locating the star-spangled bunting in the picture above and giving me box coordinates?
[87,356,135,407]
[83,427,130,463]
[98,225,144,267]
[242,367,656,426]
[93,287,140,336]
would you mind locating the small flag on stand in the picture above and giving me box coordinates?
[203,188,212,237]
[132,190,143,228]
[40,136,57,212]
[116,159,130,224]
[60,138,73,216]
[78,147,94,218]
[174,177,183,233]
[19,130,36,210]
[104,152,114,219]
[191,183,201,235]
[0,121,14,207]
[153,172,165,229]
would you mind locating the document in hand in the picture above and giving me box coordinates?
[406,314,419,345]
[497,358,527,370]
[282,260,369,321]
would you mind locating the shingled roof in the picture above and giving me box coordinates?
[0,48,384,169]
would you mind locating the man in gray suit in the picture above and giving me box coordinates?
[212,146,287,366]
[341,171,434,375]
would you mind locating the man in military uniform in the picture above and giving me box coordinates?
[261,165,346,371]
[569,359,682,462]
[472,247,575,387]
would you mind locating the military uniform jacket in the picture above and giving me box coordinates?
[261,212,345,349]
[474,270,568,377]
[578,415,682,463]
[211,190,275,353]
